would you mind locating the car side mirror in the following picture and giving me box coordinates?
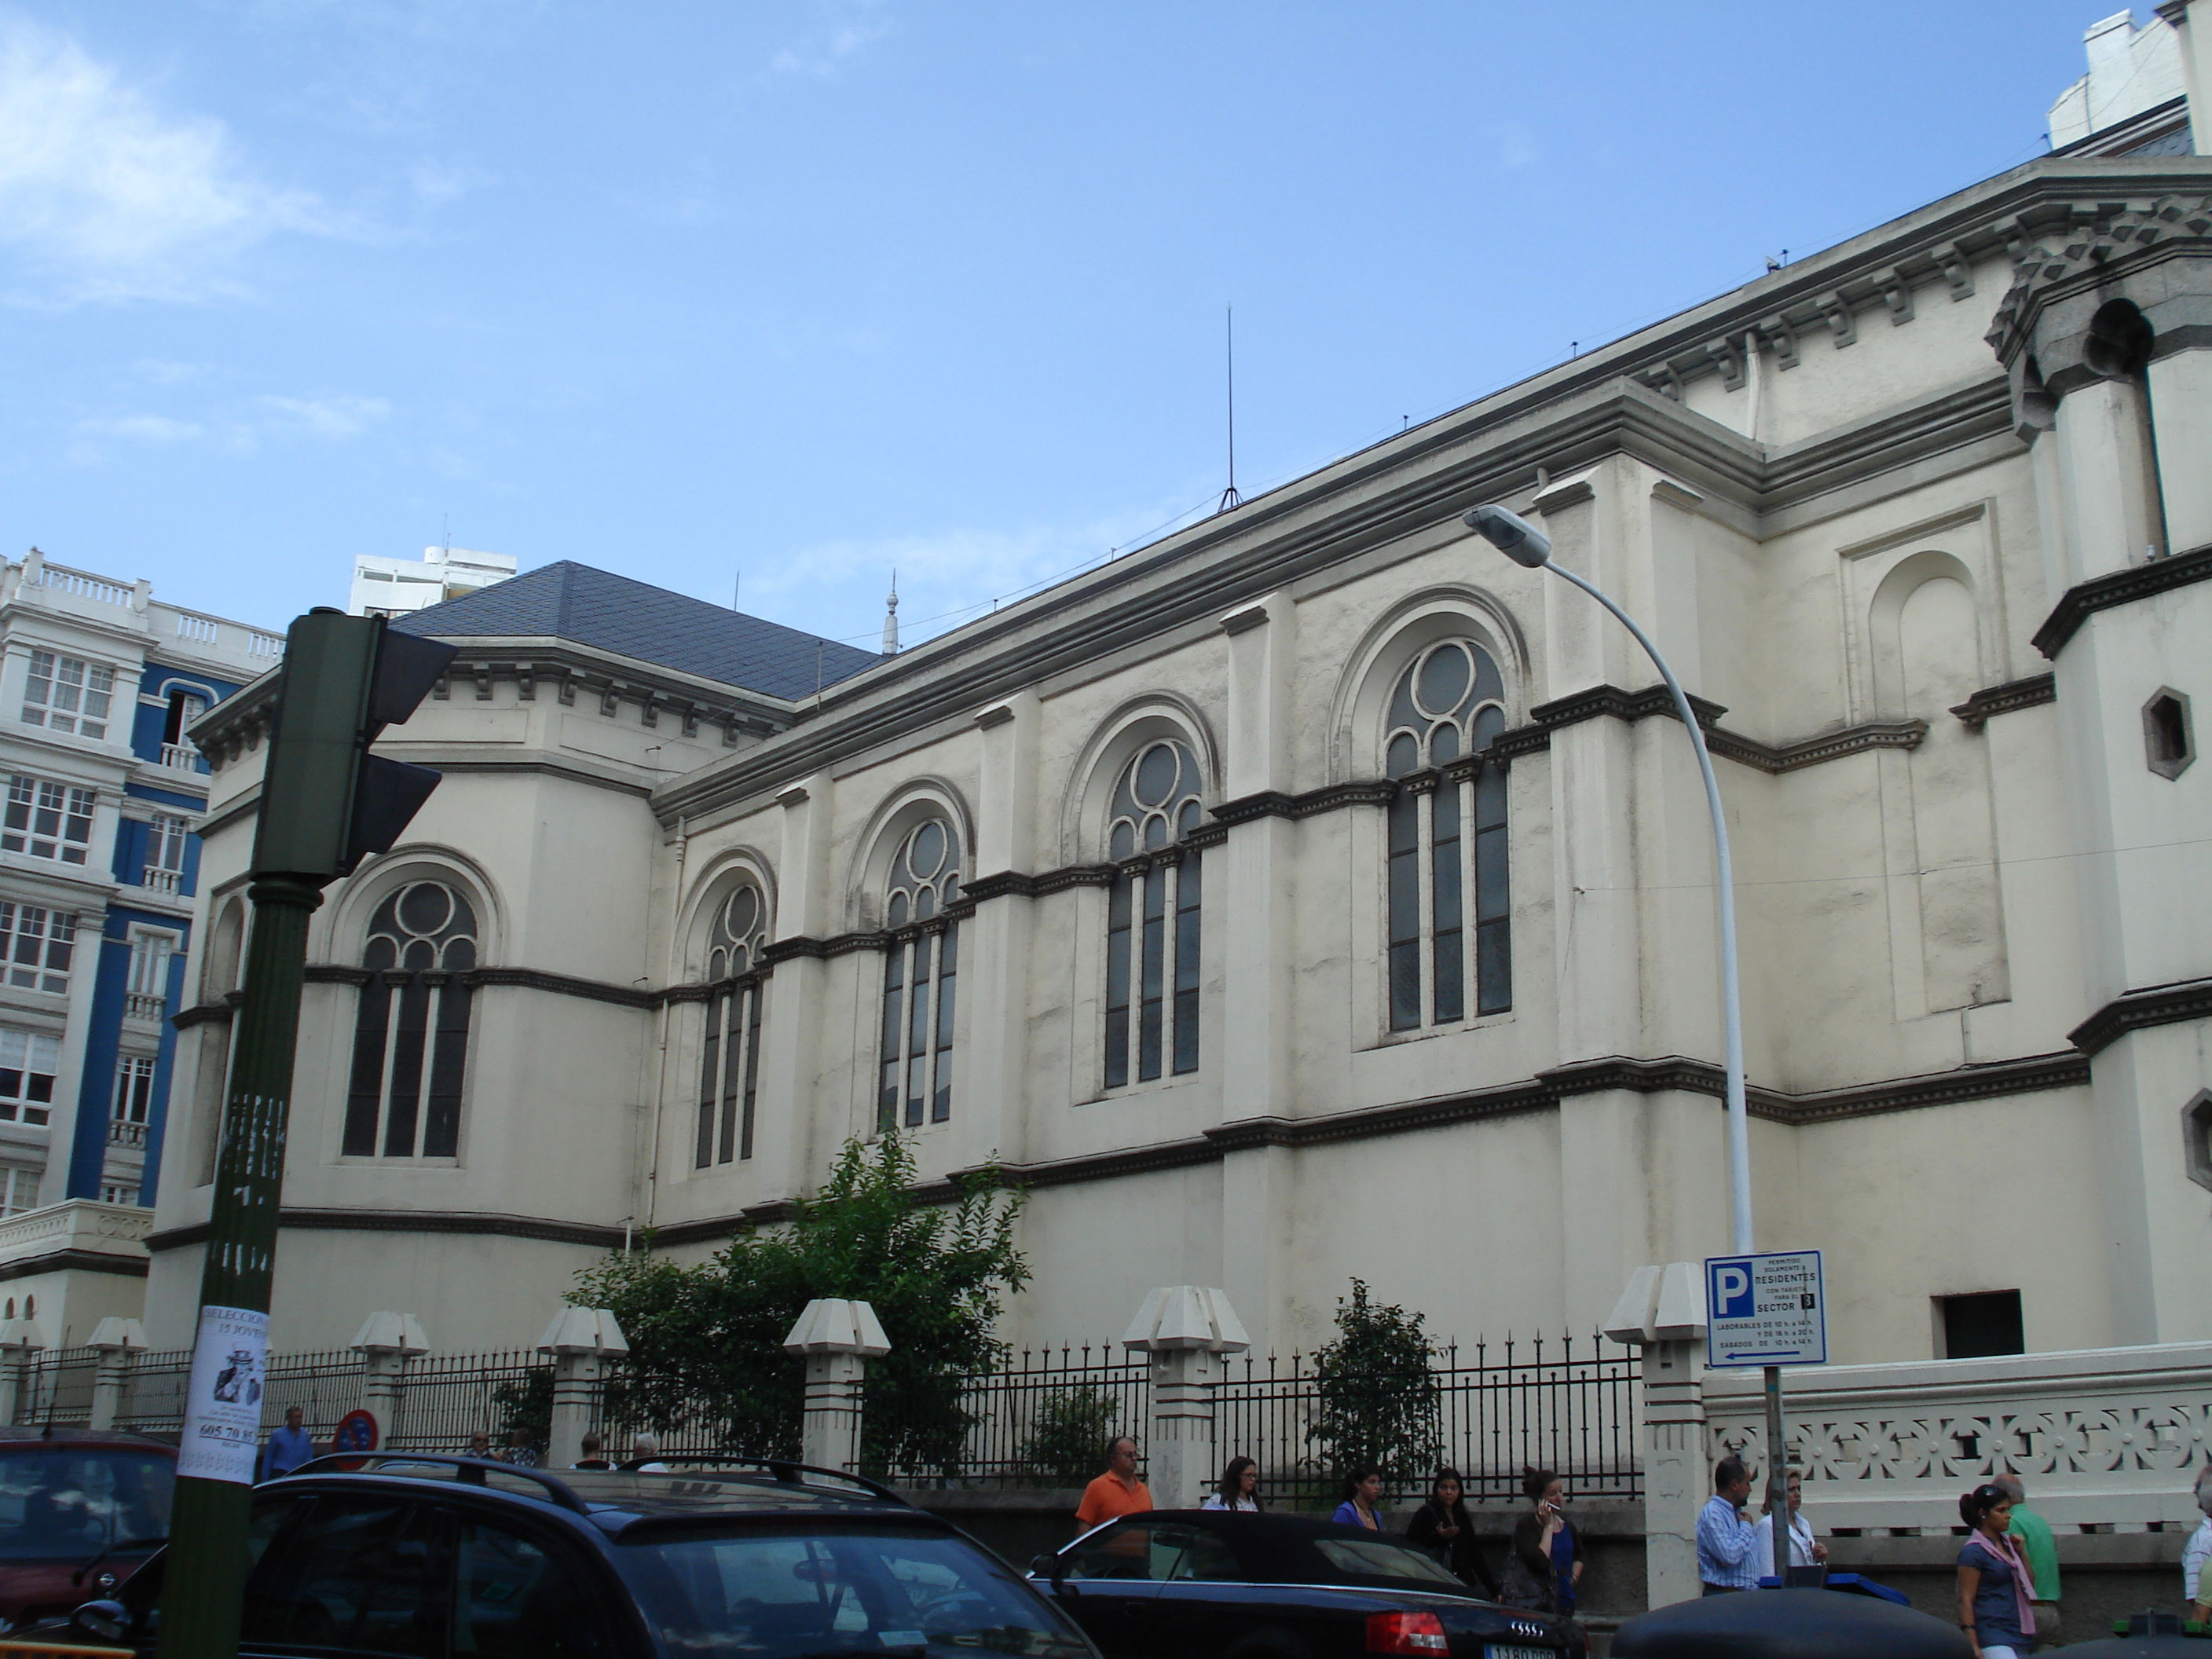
[72,1599,130,1643]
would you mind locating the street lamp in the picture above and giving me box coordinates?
[1462,504,1749,1255]
[1466,503,1789,1578]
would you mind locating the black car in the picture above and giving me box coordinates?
[49,1453,1097,1657]
[1029,1509,1580,1658]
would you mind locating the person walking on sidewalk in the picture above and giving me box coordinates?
[1696,1456,1760,1595]
[1501,1467,1582,1615]
[1405,1468,1500,1598]
[1992,1474,2059,1646]
[1202,1456,1262,1512]
[1332,1465,1386,1531]
[259,1406,314,1482]
[1752,1468,1828,1577]
[1956,1483,2036,1659]
[2185,1463,2212,1620]
[1075,1437,1152,1530]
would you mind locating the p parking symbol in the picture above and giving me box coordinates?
[1710,1258,1755,1319]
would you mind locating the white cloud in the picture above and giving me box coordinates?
[258,393,390,438]
[767,1,892,78]
[0,16,330,302]
[80,413,206,444]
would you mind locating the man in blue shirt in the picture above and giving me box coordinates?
[1696,1456,1760,1595]
[258,1405,315,1482]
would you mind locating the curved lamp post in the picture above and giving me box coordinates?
[1462,504,1750,1256]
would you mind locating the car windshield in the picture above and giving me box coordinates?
[1311,1534,1470,1589]
[0,1448,173,1561]
[621,1522,1092,1657]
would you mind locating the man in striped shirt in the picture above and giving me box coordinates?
[1697,1456,1760,1594]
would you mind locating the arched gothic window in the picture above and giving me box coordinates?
[877,819,961,1131]
[1383,640,1511,1030]
[696,884,769,1168]
[1104,739,1203,1088]
[343,881,478,1158]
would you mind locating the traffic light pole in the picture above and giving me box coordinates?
[161,870,325,1659]
[156,610,454,1659]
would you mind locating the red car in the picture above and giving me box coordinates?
[0,1427,174,1635]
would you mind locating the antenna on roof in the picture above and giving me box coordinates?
[733,571,741,611]
[1216,306,1242,515]
[881,570,899,656]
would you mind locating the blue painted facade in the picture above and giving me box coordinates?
[57,657,244,1205]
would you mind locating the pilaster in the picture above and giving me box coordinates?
[538,1307,627,1470]
[759,776,833,1196]
[1606,1263,1710,1611]
[966,696,1039,1163]
[350,1310,430,1444]
[1123,1285,1250,1510]
[783,1298,891,1473]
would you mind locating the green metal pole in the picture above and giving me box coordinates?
[159,871,324,1659]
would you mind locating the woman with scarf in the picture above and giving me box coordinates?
[1956,1482,2036,1659]
[1404,1468,1500,1598]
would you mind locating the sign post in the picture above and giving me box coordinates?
[1705,1251,1826,1584]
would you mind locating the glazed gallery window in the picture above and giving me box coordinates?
[1384,639,1511,1031]
[113,1053,157,1126]
[1104,739,1204,1088]
[877,819,961,1131]
[695,884,768,1169]
[0,1166,37,1216]
[0,1028,59,1126]
[0,903,75,994]
[2,775,95,864]
[21,650,113,740]
[343,881,478,1159]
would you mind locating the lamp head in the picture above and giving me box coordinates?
[1463,504,1551,568]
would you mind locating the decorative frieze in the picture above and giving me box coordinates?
[1950,672,2057,730]
[2033,544,2212,658]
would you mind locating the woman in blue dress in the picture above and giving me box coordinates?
[1956,1482,2037,1659]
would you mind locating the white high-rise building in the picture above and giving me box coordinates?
[348,546,517,620]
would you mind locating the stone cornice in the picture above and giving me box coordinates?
[148,1207,629,1254]
[1950,672,2057,730]
[2032,545,2212,658]
[2068,978,2212,1057]
[0,1247,148,1283]
[1513,683,1926,773]
[1984,191,2212,372]
[170,1001,233,1031]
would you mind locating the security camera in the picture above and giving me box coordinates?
[1462,504,1551,568]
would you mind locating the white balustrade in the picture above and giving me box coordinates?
[172,611,220,644]
[159,743,207,774]
[123,991,167,1022]
[37,564,132,606]
[141,866,181,894]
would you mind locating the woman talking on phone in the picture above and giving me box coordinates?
[1500,1467,1583,1616]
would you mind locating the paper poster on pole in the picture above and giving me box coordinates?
[177,1305,269,1483]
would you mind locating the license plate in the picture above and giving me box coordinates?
[1485,1647,1554,1659]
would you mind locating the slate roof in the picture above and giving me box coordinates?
[391,561,882,701]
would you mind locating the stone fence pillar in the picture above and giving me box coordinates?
[1123,1286,1251,1510]
[782,1299,891,1472]
[1606,1262,1710,1610]
[351,1312,431,1448]
[539,1309,628,1470]
[0,1317,44,1425]
[86,1317,148,1430]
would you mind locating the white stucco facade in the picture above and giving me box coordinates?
[147,117,2212,1370]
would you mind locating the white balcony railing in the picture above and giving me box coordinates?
[123,991,166,1022]
[140,866,181,895]
[108,1119,147,1148]
[38,564,133,606]
[159,742,209,775]
[247,630,284,657]
[173,611,219,644]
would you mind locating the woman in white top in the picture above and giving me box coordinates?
[1752,1469,1827,1575]
[2184,1463,2212,1614]
[1201,1456,1262,1512]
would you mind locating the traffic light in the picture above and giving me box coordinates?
[251,609,458,882]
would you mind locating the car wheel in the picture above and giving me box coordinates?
[1221,1628,1312,1659]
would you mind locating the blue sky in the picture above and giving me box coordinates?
[0,1,2114,651]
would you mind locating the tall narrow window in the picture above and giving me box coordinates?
[877,819,961,1131]
[21,651,113,740]
[145,814,189,892]
[0,1029,59,1125]
[342,881,478,1159]
[1103,740,1204,1089]
[125,931,176,1020]
[1383,640,1511,1031]
[112,1054,156,1144]
[694,884,769,1168]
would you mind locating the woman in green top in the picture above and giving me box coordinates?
[1993,1474,2059,1646]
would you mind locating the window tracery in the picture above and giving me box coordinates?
[1103,739,1203,1087]
[696,884,768,1167]
[878,818,961,1130]
[1383,639,1511,1030]
[343,881,478,1159]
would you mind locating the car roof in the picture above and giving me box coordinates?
[1133,1508,1437,1544]
[0,1428,174,1452]
[265,1458,947,1540]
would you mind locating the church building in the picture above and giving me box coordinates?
[149,9,2212,1366]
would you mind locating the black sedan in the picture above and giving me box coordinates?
[1029,1509,1579,1658]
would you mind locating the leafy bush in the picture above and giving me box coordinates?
[1016,1386,1124,1487]
[573,1133,1027,1478]
[1306,1278,1440,1492]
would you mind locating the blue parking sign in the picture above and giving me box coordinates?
[1705,1250,1826,1368]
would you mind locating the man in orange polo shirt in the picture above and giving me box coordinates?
[1075,1436,1152,1529]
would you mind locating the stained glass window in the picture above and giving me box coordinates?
[696,884,769,1168]
[878,819,961,1130]
[343,882,478,1159]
